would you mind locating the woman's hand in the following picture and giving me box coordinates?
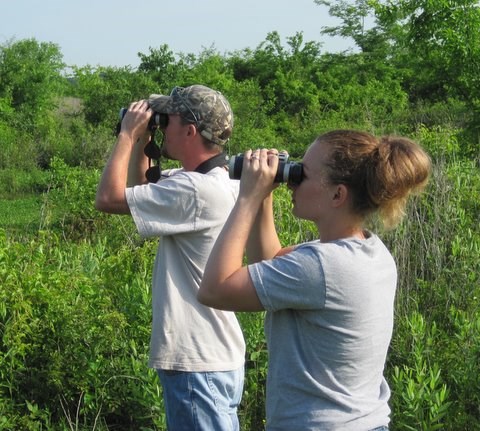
[239,148,280,202]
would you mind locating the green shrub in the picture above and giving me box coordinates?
[1,123,480,430]
[389,312,451,430]
[383,127,480,430]
[0,167,49,198]
[0,229,165,430]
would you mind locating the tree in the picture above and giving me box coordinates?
[137,44,179,89]
[71,65,154,127]
[314,0,390,53]
[374,0,480,140]
[316,0,480,104]
[315,0,480,142]
[229,31,322,117]
[373,0,480,102]
[0,38,66,127]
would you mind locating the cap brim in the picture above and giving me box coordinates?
[148,94,175,114]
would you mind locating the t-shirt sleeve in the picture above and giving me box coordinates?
[248,245,327,311]
[125,172,198,237]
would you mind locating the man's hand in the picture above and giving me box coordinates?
[95,100,153,214]
[120,100,152,144]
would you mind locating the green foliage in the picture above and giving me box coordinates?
[226,79,279,154]
[71,65,155,128]
[229,31,322,117]
[382,125,480,429]
[1,19,480,429]
[442,307,480,430]
[0,228,165,430]
[319,0,480,137]
[0,167,49,198]
[175,48,236,93]
[237,312,268,430]
[315,0,384,53]
[40,157,138,243]
[0,196,43,238]
[314,52,409,133]
[138,44,178,88]
[1,127,479,429]
[389,312,451,430]
[42,157,102,235]
[0,38,66,128]
[391,0,480,103]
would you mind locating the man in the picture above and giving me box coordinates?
[95,85,246,431]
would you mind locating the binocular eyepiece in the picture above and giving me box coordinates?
[228,153,304,185]
[118,108,168,132]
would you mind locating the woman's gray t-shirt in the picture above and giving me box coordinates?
[249,233,396,431]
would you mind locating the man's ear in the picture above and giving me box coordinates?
[187,123,197,137]
[332,184,348,207]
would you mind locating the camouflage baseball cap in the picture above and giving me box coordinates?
[148,85,233,146]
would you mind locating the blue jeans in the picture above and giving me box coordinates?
[157,367,244,431]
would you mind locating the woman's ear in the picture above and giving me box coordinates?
[331,184,348,207]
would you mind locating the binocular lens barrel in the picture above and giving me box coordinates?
[228,154,303,185]
[119,108,168,130]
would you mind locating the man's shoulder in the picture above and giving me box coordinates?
[189,168,239,192]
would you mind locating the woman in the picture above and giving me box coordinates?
[198,130,431,430]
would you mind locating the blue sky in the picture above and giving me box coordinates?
[2,0,355,68]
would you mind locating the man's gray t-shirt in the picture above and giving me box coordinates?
[126,167,245,372]
[249,234,396,430]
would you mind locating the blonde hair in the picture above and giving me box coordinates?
[317,130,431,229]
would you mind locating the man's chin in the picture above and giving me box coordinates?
[160,146,177,161]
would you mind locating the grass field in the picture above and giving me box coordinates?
[1,160,480,430]
[0,195,44,234]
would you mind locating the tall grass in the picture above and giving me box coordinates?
[1,125,479,429]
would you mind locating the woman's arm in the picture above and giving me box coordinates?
[245,192,282,263]
[198,149,279,311]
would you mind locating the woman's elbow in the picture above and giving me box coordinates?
[197,287,216,307]
[198,280,229,309]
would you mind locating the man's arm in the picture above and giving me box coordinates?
[127,133,150,187]
[95,101,151,214]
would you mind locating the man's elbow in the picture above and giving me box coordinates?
[95,193,130,215]
[95,193,111,213]
[95,196,105,212]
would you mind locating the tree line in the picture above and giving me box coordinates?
[1,1,479,429]
[0,0,479,175]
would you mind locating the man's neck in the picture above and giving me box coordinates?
[182,151,223,172]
